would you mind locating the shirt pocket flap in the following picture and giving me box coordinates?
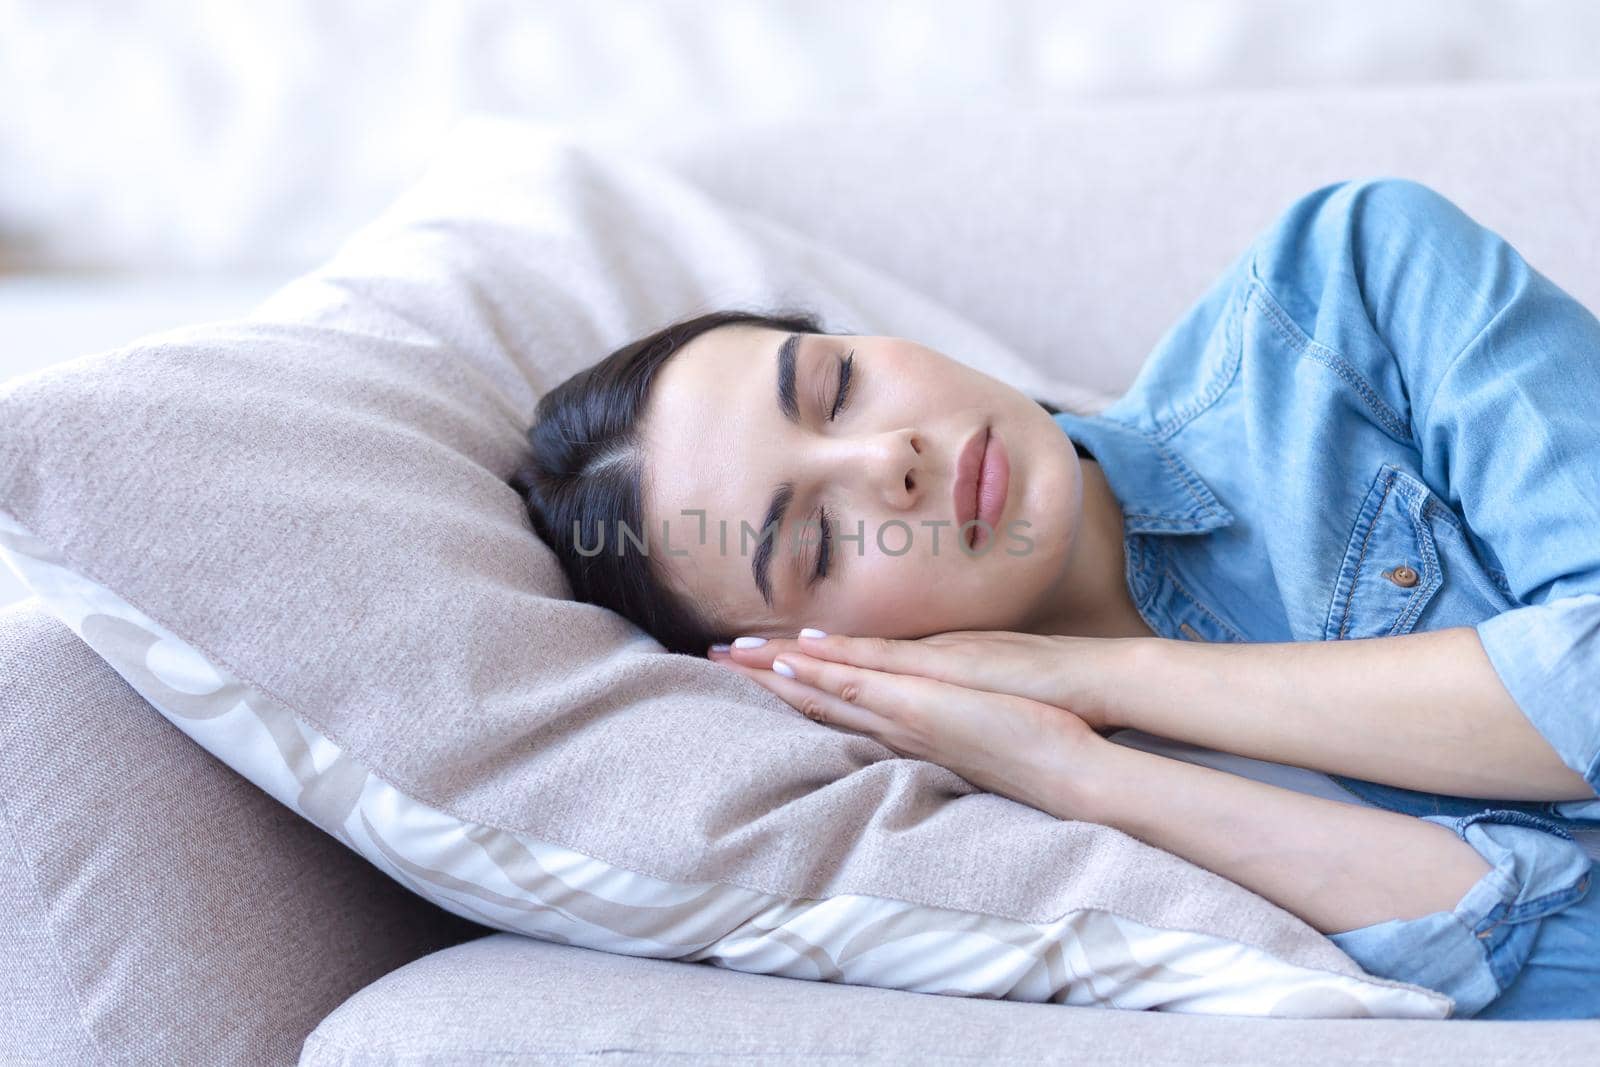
[1323,463,1445,640]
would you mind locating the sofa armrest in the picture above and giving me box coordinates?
[0,597,485,1066]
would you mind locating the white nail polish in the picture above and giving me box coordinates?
[798,628,828,639]
[710,643,730,652]
[771,660,796,678]
[733,636,768,648]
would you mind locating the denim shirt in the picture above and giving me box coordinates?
[1051,177,1600,831]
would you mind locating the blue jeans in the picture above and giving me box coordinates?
[1327,810,1597,1018]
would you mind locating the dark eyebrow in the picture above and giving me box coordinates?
[775,331,802,424]
[751,482,794,608]
[753,333,806,606]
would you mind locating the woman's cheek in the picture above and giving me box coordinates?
[832,567,933,637]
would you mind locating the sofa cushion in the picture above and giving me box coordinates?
[0,115,1452,1020]
[300,932,1597,1066]
[0,598,483,1066]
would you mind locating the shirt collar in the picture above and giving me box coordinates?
[1051,410,1235,536]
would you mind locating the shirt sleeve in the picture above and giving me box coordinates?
[1262,177,1600,809]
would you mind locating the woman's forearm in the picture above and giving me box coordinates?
[1101,627,1593,802]
[1051,734,1492,935]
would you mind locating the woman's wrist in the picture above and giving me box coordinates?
[1036,711,1180,829]
[1027,722,1120,824]
[1053,634,1166,734]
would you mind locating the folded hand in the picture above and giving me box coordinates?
[707,630,1109,816]
[716,629,1132,733]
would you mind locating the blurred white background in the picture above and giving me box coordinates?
[5,0,1600,276]
[2,0,1599,606]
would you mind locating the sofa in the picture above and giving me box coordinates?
[6,82,1600,1064]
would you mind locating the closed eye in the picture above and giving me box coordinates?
[809,505,832,585]
[827,350,854,422]
[806,349,854,588]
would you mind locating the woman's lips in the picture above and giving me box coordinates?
[952,425,988,537]
[971,430,1009,550]
[951,424,1009,551]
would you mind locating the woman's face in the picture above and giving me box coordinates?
[637,324,1085,640]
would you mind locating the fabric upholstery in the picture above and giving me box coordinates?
[0,597,484,1066]
[630,81,1600,400]
[299,931,1598,1066]
[0,799,97,1065]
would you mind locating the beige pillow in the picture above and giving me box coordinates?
[0,117,1450,1018]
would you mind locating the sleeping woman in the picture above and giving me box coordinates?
[510,177,1600,1019]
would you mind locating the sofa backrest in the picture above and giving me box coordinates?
[625,82,1600,398]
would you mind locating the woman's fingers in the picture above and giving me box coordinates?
[725,629,1045,694]
[709,645,1103,807]
[719,630,929,677]
[792,631,922,674]
[713,628,1125,734]
[711,645,967,746]
[716,642,1008,739]
[707,648,894,737]
[769,652,901,720]
[716,638,784,668]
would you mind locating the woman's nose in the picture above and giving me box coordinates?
[861,429,925,508]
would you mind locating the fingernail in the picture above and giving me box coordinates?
[709,643,730,653]
[798,628,828,639]
[733,636,768,648]
[771,658,796,678]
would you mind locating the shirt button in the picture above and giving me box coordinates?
[1386,565,1419,588]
